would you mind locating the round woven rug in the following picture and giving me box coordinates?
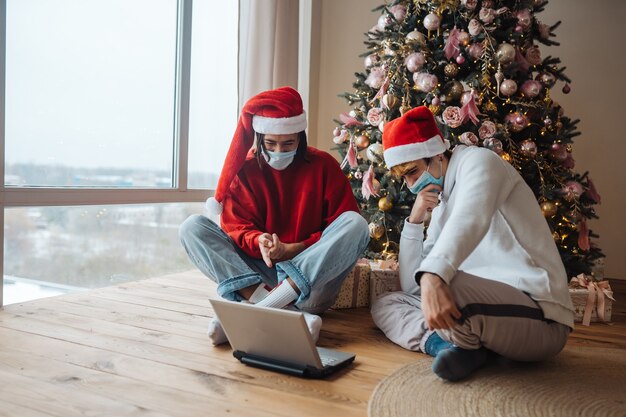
[368,346,626,417]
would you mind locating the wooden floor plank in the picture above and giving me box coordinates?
[1,271,624,417]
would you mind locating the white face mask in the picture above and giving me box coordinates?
[263,149,297,171]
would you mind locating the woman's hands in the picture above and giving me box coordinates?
[258,233,305,267]
[420,272,462,330]
[408,184,442,224]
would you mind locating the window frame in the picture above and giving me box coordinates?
[0,0,212,306]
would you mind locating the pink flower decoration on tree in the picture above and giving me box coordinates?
[444,27,461,61]
[578,220,590,251]
[564,181,584,198]
[459,132,479,146]
[459,90,483,125]
[367,107,384,126]
[525,46,542,66]
[347,140,358,169]
[362,165,380,200]
[478,120,497,139]
[339,112,363,127]
[586,177,602,204]
[442,106,462,128]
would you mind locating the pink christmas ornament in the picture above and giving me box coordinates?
[456,55,466,65]
[520,80,542,98]
[468,43,485,60]
[364,54,381,68]
[483,137,503,154]
[389,4,407,22]
[563,84,571,94]
[365,67,385,89]
[548,144,568,161]
[405,52,426,73]
[423,13,441,31]
[413,72,438,93]
[377,14,392,31]
[500,79,518,97]
[505,112,528,132]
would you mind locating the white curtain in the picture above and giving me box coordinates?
[238,0,300,109]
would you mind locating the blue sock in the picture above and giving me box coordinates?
[424,332,453,357]
[432,346,488,381]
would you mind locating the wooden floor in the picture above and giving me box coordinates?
[0,271,624,417]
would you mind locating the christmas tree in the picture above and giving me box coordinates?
[332,0,603,279]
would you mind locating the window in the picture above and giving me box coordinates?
[1,0,238,305]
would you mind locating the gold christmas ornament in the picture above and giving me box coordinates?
[496,43,516,66]
[355,134,370,149]
[444,63,459,78]
[382,93,399,110]
[483,101,498,112]
[428,104,441,115]
[378,196,393,212]
[445,81,464,102]
[541,201,558,217]
[368,221,385,239]
[372,179,382,195]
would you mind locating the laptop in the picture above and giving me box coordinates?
[209,299,356,378]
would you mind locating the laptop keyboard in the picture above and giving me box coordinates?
[320,355,337,367]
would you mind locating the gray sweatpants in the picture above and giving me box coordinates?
[371,271,571,361]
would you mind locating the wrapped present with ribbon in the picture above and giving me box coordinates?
[568,274,615,326]
[369,259,401,306]
[331,258,371,309]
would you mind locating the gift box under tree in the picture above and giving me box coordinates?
[569,274,615,326]
[369,259,401,306]
[331,259,371,309]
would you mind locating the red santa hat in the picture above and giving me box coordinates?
[382,106,450,169]
[206,86,307,215]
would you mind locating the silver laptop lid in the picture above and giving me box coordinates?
[209,299,323,369]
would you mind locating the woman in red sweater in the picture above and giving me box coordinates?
[180,87,369,345]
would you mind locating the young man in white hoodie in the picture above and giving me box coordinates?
[371,106,575,381]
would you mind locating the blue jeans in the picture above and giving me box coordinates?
[179,211,370,314]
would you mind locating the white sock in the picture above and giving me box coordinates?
[207,317,228,346]
[247,283,272,304]
[286,306,323,343]
[254,281,299,309]
[303,312,323,343]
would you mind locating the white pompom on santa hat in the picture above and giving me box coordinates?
[206,86,307,216]
[382,106,450,169]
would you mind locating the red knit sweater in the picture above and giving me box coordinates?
[220,147,360,258]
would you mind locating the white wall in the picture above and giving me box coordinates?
[310,0,626,279]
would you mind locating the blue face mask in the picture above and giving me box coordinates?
[264,149,297,171]
[407,159,444,195]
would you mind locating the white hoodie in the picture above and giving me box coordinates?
[399,145,575,329]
